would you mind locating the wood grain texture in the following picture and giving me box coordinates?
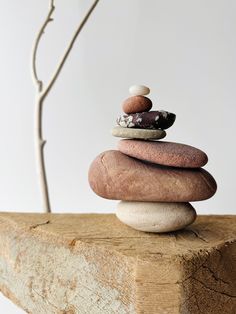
[0,213,235,313]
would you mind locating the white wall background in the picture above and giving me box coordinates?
[0,0,235,312]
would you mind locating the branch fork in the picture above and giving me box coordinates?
[32,0,100,213]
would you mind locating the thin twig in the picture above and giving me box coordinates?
[41,0,100,101]
[32,0,55,92]
[32,0,56,213]
[35,96,51,212]
[32,0,100,213]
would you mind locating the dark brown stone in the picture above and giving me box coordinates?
[117,110,176,130]
[122,96,152,114]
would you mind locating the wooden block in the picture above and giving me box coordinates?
[0,213,235,313]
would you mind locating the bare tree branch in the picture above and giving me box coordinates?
[32,0,55,93]
[35,96,51,212]
[32,0,101,213]
[41,0,100,101]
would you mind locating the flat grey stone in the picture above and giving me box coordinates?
[111,126,166,140]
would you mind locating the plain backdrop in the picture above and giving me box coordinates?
[0,0,235,312]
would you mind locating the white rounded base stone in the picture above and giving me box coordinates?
[116,201,196,233]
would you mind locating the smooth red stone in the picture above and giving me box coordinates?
[122,96,152,114]
[118,140,208,168]
[88,150,217,202]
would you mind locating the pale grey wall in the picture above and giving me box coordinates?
[0,0,235,312]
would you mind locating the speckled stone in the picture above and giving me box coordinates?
[88,150,217,202]
[117,110,176,130]
[118,140,208,168]
[116,201,197,233]
[111,126,166,140]
[122,96,152,114]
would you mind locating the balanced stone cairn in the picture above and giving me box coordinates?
[88,85,217,233]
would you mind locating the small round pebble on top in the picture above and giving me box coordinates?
[129,85,150,96]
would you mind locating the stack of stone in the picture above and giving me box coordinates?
[88,85,217,233]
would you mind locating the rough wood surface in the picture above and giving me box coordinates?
[0,213,235,314]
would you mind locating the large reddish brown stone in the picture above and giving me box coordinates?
[88,150,217,202]
[118,140,208,168]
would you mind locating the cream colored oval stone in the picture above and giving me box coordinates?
[129,85,150,96]
[111,126,166,140]
[116,201,196,233]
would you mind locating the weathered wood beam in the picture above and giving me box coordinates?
[0,213,235,313]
